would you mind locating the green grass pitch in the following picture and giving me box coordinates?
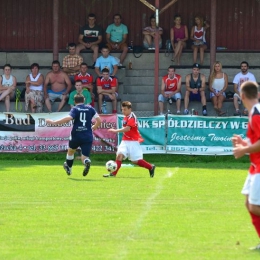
[1,157,260,260]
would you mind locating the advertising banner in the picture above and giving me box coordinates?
[117,114,248,155]
[0,112,117,153]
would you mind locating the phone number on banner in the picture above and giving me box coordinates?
[143,145,233,155]
[0,144,68,152]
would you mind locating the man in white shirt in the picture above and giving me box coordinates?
[233,61,257,116]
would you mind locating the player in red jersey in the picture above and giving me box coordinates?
[96,68,118,114]
[232,81,260,250]
[74,62,94,106]
[103,101,155,177]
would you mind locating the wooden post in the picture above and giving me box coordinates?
[159,0,178,15]
[154,3,159,115]
[139,0,179,115]
[210,0,217,71]
[53,0,59,61]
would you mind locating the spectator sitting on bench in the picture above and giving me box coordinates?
[95,46,118,77]
[233,61,257,116]
[44,60,72,112]
[208,61,228,116]
[25,63,44,113]
[143,14,163,50]
[63,42,83,85]
[68,79,91,108]
[75,13,103,67]
[106,13,128,66]
[184,63,207,116]
[0,64,17,112]
[158,65,181,115]
[74,62,94,107]
[96,68,118,114]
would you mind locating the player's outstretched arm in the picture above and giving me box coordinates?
[46,116,73,125]
[108,126,131,134]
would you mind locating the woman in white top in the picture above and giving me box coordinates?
[209,61,228,116]
[25,63,44,113]
[190,15,209,65]
[0,64,17,112]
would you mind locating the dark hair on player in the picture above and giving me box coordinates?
[74,94,85,104]
[121,101,132,109]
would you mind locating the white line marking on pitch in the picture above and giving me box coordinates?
[115,167,179,260]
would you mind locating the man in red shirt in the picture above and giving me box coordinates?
[74,62,94,106]
[233,81,260,250]
[158,65,182,115]
[103,101,155,178]
[96,68,118,113]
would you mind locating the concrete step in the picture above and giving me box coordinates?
[1,99,244,119]
[0,101,71,113]
[0,100,122,114]
[130,102,154,111]
[132,111,155,117]
[125,68,260,81]
[127,52,260,69]
[123,85,156,94]
[131,100,240,117]
[2,52,260,70]
[122,93,154,102]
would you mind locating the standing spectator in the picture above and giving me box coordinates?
[68,80,91,108]
[44,60,72,112]
[96,68,118,114]
[0,64,17,112]
[232,81,260,250]
[74,62,94,107]
[184,63,207,115]
[158,65,181,115]
[190,15,210,65]
[170,14,188,65]
[46,94,101,177]
[143,14,163,50]
[106,13,128,66]
[233,61,257,116]
[95,46,118,77]
[75,13,103,66]
[62,42,83,85]
[24,63,44,113]
[103,101,155,178]
[208,61,228,116]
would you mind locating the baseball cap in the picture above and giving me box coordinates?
[192,63,201,69]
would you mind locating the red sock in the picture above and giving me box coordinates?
[137,159,152,170]
[112,160,122,175]
[250,212,260,237]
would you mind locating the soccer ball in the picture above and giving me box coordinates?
[106,160,117,172]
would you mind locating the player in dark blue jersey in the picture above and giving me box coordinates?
[46,94,101,176]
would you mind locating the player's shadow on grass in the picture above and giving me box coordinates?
[68,178,102,182]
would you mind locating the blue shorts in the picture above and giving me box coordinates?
[69,138,92,157]
[189,92,201,101]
